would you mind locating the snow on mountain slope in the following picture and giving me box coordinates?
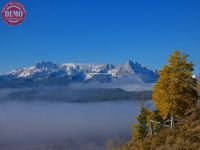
[0,60,159,87]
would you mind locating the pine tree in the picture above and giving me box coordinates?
[153,50,198,119]
[133,104,149,140]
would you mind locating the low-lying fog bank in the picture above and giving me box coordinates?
[0,100,152,150]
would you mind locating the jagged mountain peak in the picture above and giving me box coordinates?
[124,60,137,74]
[126,60,134,65]
[124,60,142,69]
[124,60,135,67]
[35,61,59,70]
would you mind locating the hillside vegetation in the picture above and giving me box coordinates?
[114,51,200,150]
[121,106,200,150]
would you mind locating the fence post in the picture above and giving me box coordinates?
[149,121,153,135]
[170,113,174,129]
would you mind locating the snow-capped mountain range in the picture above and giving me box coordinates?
[0,60,159,88]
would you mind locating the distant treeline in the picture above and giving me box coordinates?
[0,87,152,103]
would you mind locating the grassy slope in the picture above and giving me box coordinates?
[121,106,200,150]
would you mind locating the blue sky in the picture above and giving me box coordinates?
[0,0,200,74]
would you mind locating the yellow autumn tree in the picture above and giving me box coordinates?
[153,51,198,119]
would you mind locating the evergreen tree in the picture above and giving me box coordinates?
[153,50,198,119]
[133,104,149,140]
[149,110,163,133]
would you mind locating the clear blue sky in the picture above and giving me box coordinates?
[0,0,200,74]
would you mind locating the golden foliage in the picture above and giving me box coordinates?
[152,51,198,119]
